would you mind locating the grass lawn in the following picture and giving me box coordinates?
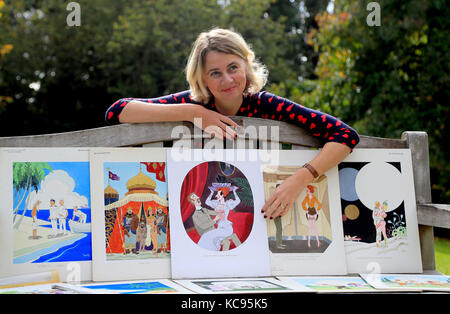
[434,237,450,275]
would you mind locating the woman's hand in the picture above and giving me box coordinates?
[261,168,314,219]
[262,142,351,219]
[191,106,239,141]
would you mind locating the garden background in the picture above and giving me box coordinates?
[0,0,448,273]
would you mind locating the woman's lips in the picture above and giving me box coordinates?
[222,85,236,93]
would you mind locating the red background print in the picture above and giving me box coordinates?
[180,161,254,251]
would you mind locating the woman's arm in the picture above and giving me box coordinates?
[314,196,322,211]
[205,190,218,209]
[119,100,200,124]
[226,189,241,211]
[262,141,350,219]
[105,92,239,140]
[256,91,360,150]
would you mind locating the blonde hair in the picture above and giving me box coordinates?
[186,28,268,104]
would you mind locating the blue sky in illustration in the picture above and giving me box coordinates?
[103,162,168,200]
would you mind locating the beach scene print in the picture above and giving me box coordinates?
[12,162,91,264]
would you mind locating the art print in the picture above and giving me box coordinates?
[264,167,332,253]
[103,162,169,260]
[12,161,91,264]
[261,150,347,275]
[0,284,82,295]
[338,149,422,273]
[360,274,450,292]
[168,149,270,279]
[0,148,92,281]
[278,276,377,293]
[78,279,193,294]
[181,161,253,252]
[90,148,170,281]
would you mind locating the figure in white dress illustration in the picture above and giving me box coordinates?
[197,183,241,251]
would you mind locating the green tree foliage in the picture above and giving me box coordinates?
[0,0,294,135]
[267,0,329,80]
[13,162,52,229]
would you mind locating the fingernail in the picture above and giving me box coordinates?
[270,217,274,220]
[264,215,267,219]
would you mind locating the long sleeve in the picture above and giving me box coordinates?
[302,197,308,211]
[242,91,360,150]
[314,196,322,211]
[105,90,193,125]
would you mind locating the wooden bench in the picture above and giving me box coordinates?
[1,116,449,272]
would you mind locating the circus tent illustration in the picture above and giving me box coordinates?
[104,166,169,256]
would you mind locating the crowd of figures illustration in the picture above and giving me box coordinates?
[120,206,169,256]
[30,199,87,240]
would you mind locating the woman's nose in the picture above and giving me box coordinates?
[222,73,233,83]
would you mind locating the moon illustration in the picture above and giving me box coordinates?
[344,204,360,220]
[355,162,405,211]
[339,167,359,202]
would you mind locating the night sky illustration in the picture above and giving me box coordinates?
[338,162,407,243]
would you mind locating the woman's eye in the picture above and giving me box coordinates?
[229,65,238,71]
[211,71,221,78]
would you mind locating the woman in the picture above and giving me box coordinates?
[373,201,388,247]
[146,208,159,256]
[198,184,240,251]
[105,28,360,220]
[301,185,322,248]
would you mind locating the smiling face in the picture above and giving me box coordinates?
[202,51,247,114]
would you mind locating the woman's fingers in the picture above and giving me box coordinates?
[265,201,291,220]
[261,194,287,219]
[220,115,240,130]
[261,193,276,216]
[203,120,238,140]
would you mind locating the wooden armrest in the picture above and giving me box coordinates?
[417,203,450,229]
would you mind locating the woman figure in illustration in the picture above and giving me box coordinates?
[301,185,322,248]
[197,183,240,251]
[373,201,388,247]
